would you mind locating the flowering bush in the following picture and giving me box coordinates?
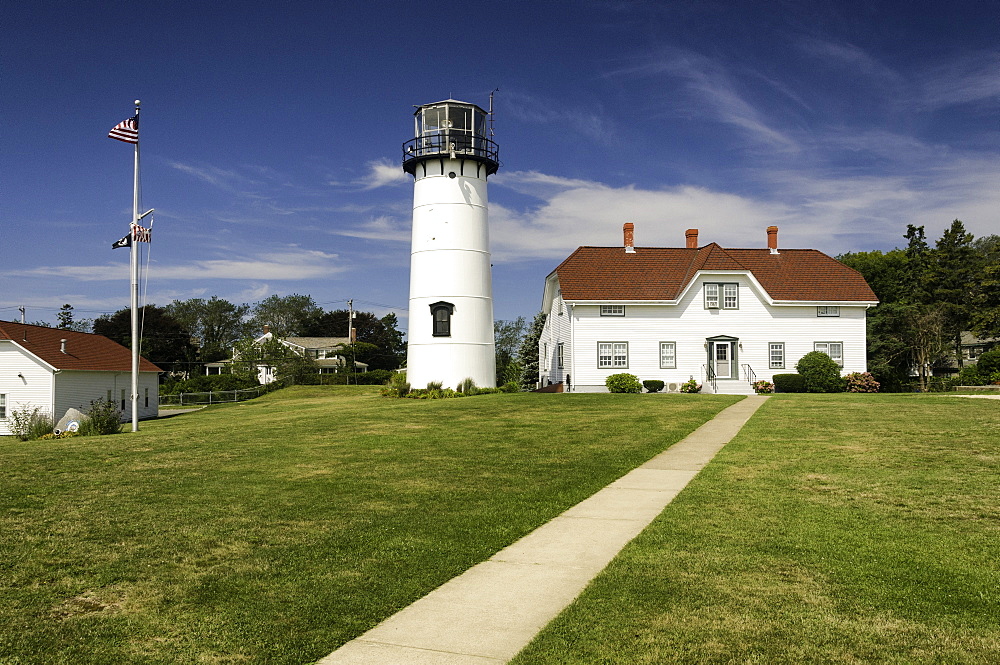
[844,372,880,393]
[752,380,774,394]
[680,378,702,393]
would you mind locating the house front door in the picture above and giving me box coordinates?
[713,342,731,379]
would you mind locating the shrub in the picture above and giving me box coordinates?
[606,373,642,393]
[500,381,521,393]
[351,369,394,386]
[680,378,702,393]
[845,372,880,393]
[752,380,774,394]
[976,349,1000,377]
[9,405,54,441]
[956,364,985,386]
[795,351,845,393]
[773,373,805,393]
[162,374,259,395]
[78,398,123,436]
[457,377,478,395]
[426,381,443,391]
[380,372,411,398]
[642,380,665,393]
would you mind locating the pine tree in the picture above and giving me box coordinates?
[516,312,546,391]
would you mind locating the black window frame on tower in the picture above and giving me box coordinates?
[430,301,455,337]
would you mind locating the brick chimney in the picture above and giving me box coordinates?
[623,222,635,253]
[767,226,779,254]
[685,229,699,249]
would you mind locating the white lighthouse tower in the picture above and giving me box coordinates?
[402,99,500,389]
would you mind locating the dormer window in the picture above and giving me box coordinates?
[430,301,454,337]
[705,283,738,309]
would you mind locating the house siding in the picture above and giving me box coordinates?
[539,293,572,388]
[549,274,869,393]
[54,371,159,423]
[0,342,55,435]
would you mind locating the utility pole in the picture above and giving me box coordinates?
[347,299,354,385]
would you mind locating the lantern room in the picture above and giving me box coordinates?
[402,99,499,176]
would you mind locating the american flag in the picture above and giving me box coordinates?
[131,223,151,243]
[108,116,139,143]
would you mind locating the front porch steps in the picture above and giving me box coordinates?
[710,380,757,396]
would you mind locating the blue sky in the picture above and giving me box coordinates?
[3,0,998,330]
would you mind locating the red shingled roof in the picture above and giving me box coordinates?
[0,322,162,372]
[553,244,877,302]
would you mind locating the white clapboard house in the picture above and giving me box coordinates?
[539,224,878,394]
[213,329,367,385]
[0,322,161,434]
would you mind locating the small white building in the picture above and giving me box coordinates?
[0,322,161,435]
[539,224,879,394]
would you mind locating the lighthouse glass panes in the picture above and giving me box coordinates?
[412,102,491,160]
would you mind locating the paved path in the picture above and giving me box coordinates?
[317,396,769,665]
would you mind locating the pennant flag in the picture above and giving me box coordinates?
[112,234,131,249]
[108,116,138,143]
[131,223,151,243]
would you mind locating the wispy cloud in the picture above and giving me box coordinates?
[330,215,410,242]
[502,90,617,146]
[921,51,1000,109]
[168,161,263,194]
[350,158,410,190]
[20,247,347,282]
[614,47,799,151]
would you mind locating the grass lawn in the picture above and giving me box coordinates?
[512,394,1000,664]
[0,386,738,664]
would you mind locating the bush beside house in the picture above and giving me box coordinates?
[606,373,642,393]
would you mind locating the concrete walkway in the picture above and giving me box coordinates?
[317,396,769,665]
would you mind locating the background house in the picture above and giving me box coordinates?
[539,224,878,394]
[0,322,161,435]
[219,330,367,384]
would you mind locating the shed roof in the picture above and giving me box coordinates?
[0,322,162,372]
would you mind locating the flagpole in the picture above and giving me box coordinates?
[131,100,141,433]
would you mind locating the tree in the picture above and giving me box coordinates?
[55,304,92,332]
[250,294,322,338]
[838,250,913,389]
[56,304,73,329]
[516,312,546,391]
[231,335,316,385]
[928,220,980,366]
[494,317,526,386]
[970,235,1000,339]
[165,297,251,362]
[93,305,198,374]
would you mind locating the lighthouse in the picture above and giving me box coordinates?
[402,99,500,389]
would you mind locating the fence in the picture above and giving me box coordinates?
[158,387,267,407]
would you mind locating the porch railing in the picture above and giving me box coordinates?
[741,364,757,386]
[702,364,717,393]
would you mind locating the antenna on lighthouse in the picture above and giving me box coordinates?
[488,88,499,137]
